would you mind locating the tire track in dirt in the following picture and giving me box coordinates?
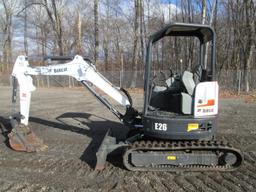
[122,172,144,192]
[173,175,198,192]
[146,172,169,192]
[219,175,246,192]
[207,173,242,192]
[227,172,255,191]
[0,136,94,177]
[93,167,124,191]
[1,140,256,192]
[242,163,256,180]
[196,173,229,192]
[0,153,93,187]
[247,151,256,161]
[1,147,255,192]
[105,167,126,192]
[232,169,256,188]
[184,175,216,192]
[0,179,58,192]
[244,153,256,164]
[1,89,256,191]
[0,180,13,192]
[160,173,183,192]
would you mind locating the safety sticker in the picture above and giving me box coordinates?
[187,123,199,132]
[167,155,176,160]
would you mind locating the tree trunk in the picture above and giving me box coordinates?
[52,0,63,55]
[103,38,109,71]
[139,0,145,67]
[24,0,28,55]
[204,0,217,70]
[243,0,254,92]
[131,0,140,88]
[94,0,99,65]
[2,0,13,71]
[244,45,253,92]
[202,0,206,24]
[77,12,82,54]
[104,0,110,71]
[43,0,64,55]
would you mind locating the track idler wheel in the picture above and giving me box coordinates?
[8,124,48,152]
[219,152,238,166]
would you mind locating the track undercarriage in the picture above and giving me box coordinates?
[123,139,243,172]
[95,130,243,172]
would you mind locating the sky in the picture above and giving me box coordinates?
[160,0,177,4]
[149,0,180,21]
[99,0,180,22]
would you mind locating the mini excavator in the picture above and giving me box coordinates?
[8,23,242,171]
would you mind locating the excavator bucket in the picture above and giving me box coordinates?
[8,124,48,152]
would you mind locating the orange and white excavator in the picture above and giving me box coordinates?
[8,23,242,172]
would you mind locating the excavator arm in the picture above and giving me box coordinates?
[9,55,139,153]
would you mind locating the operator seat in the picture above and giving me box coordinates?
[149,70,197,115]
[181,71,196,114]
[182,71,195,95]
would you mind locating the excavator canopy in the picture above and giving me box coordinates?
[150,22,215,44]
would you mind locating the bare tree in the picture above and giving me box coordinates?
[76,12,82,54]
[131,0,140,87]
[42,0,65,55]
[0,0,255,90]
[0,0,18,71]
[201,0,206,24]
[243,0,255,92]
[204,0,217,70]
[24,0,28,55]
[94,0,99,65]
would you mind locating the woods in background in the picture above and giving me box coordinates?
[0,0,255,91]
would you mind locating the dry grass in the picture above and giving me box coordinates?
[220,90,256,103]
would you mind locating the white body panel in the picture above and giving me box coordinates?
[194,81,219,117]
[12,55,130,125]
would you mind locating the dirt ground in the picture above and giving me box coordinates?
[0,86,255,192]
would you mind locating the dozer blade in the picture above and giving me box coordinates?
[8,124,48,152]
[95,129,128,171]
[95,129,115,171]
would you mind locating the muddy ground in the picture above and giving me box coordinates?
[0,86,255,192]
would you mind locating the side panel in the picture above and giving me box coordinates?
[143,116,217,140]
[194,81,219,117]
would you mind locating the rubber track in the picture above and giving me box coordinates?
[123,140,243,172]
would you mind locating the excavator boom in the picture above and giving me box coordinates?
[9,55,136,153]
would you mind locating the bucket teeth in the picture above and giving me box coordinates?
[8,124,48,152]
